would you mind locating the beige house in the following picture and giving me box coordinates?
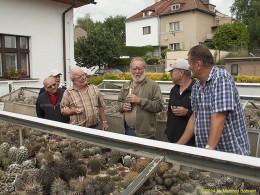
[126,0,234,54]
[74,27,87,42]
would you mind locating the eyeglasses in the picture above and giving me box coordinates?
[47,83,56,89]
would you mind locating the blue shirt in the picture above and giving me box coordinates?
[192,67,250,155]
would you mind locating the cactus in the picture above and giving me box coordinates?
[87,158,102,173]
[21,160,35,169]
[7,163,23,174]
[25,180,44,195]
[50,177,68,195]
[0,142,10,157]
[8,146,18,162]
[69,177,87,193]
[16,146,29,164]
[109,150,121,164]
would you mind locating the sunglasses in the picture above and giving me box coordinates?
[47,83,56,89]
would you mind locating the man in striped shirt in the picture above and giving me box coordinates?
[60,66,108,130]
[177,45,250,155]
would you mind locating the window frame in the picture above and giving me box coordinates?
[171,4,180,11]
[231,64,238,75]
[0,34,30,78]
[169,21,180,32]
[143,26,151,35]
[169,43,181,50]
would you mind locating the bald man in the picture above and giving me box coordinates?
[60,66,108,130]
[36,76,69,123]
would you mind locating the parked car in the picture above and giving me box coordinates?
[93,68,123,76]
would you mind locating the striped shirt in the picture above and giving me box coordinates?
[192,66,250,155]
[60,84,105,127]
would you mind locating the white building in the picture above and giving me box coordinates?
[0,0,94,94]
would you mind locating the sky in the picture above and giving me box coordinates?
[73,0,234,23]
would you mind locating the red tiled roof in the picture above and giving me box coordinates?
[126,0,215,22]
[50,0,95,8]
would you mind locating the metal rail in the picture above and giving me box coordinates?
[0,111,260,183]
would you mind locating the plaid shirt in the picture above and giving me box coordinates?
[192,67,250,155]
[60,84,105,127]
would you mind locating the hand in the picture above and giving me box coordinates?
[172,106,188,116]
[126,94,141,104]
[102,122,109,131]
[74,107,83,114]
[123,102,132,111]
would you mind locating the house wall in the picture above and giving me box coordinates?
[225,58,260,76]
[0,0,75,86]
[160,11,214,51]
[166,49,229,70]
[126,17,159,47]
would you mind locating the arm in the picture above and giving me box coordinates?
[99,106,108,130]
[207,112,226,149]
[176,113,195,144]
[60,90,82,116]
[36,98,45,118]
[126,83,164,113]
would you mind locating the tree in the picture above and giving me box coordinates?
[75,13,95,33]
[102,15,126,46]
[74,26,120,69]
[231,0,260,52]
[212,22,249,51]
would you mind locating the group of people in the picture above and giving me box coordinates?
[36,44,250,156]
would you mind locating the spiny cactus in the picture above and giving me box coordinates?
[69,177,88,193]
[0,142,10,157]
[109,150,121,164]
[50,177,68,195]
[8,146,18,162]
[16,146,29,164]
[21,160,35,169]
[87,158,102,173]
[7,163,23,174]
[25,180,44,195]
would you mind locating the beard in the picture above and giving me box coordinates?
[131,71,146,83]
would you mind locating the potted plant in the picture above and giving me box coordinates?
[2,65,24,80]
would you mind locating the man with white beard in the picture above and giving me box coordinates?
[118,57,164,139]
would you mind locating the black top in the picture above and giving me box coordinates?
[36,88,69,123]
[165,78,196,146]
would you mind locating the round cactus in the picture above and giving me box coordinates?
[16,146,29,164]
[8,146,18,162]
[87,158,102,173]
[0,142,10,157]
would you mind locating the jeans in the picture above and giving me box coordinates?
[125,126,136,136]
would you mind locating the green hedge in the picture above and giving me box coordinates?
[87,73,260,86]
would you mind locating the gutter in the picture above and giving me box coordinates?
[62,3,74,85]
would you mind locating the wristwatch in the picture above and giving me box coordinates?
[205,145,213,150]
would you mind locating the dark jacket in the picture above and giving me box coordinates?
[165,78,195,146]
[36,88,69,123]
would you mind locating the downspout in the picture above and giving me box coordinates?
[62,2,74,86]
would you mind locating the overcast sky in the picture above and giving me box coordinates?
[74,0,234,23]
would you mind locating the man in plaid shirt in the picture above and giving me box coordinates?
[177,45,250,155]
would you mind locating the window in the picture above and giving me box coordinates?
[0,34,30,78]
[169,43,180,50]
[231,64,238,75]
[143,26,151,35]
[143,11,152,17]
[171,4,180,11]
[169,22,180,31]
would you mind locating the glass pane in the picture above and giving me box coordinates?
[21,53,29,76]
[5,53,17,69]
[20,37,28,49]
[5,36,16,48]
[0,36,1,48]
[0,53,2,76]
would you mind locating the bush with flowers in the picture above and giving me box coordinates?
[2,65,24,79]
